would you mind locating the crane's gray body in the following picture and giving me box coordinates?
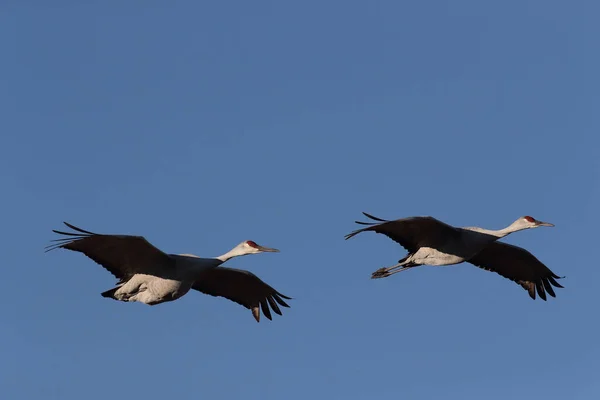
[46,222,291,322]
[113,273,191,304]
[404,227,501,267]
[345,213,563,300]
[110,255,223,305]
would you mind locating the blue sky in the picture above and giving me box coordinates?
[2,1,598,399]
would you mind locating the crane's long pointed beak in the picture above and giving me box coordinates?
[536,221,554,227]
[258,245,280,253]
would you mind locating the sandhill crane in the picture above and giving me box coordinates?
[345,213,564,300]
[46,222,291,322]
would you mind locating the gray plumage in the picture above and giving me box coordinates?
[46,222,291,322]
[345,212,563,300]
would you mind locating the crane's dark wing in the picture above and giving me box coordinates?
[344,212,461,253]
[46,222,175,283]
[192,267,291,322]
[467,241,564,300]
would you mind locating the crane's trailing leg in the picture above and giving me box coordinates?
[371,265,415,279]
[371,256,417,279]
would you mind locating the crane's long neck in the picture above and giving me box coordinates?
[216,245,248,262]
[471,221,528,238]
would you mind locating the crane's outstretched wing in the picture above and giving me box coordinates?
[46,222,175,283]
[192,267,291,322]
[467,241,564,300]
[344,212,461,253]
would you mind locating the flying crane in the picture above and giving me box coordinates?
[46,222,291,322]
[345,213,563,300]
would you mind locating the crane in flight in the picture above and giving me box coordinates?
[46,222,291,322]
[345,213,563,300]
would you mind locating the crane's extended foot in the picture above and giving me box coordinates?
[372,267,391,279]
[371,264,415,279]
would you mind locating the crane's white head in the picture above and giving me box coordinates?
[240,240,280,254]
[514,215,555,230]
[218,240,280,262]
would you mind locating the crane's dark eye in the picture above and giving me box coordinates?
[523,216,535,222]
[246,241,258,248]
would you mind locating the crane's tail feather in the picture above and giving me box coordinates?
[101,286,120,299]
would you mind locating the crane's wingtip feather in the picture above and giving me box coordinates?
[542,279,556,298]
[526,284,536,300]
[266,296,282,316]
[344,230,364,240]
[547,276,564,288]
[52,230,82,236]
[252,307,260,322]
[272,304,283,316]
[272,293,290,308]
[260,299,272,320]
[362,212,389,222]
[44,242,66,252]
[63,222,96,235]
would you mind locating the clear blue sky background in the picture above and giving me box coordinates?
[2,2,598,399]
